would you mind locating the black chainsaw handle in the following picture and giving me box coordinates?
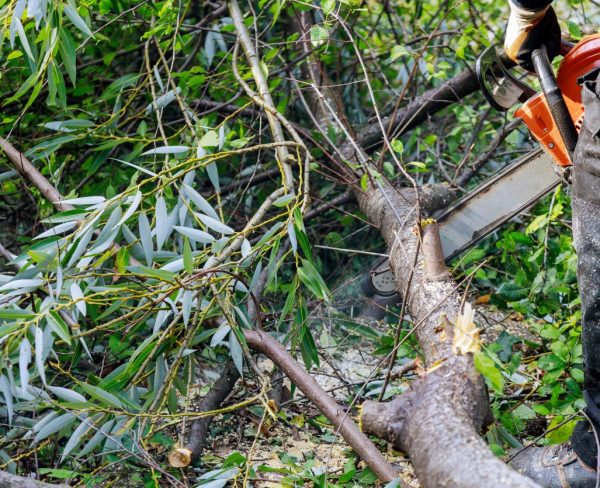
[498,39,575,69]
[531,46,578,158]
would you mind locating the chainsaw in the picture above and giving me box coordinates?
[366,34,600,298]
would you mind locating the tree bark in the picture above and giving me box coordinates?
[244,329,401,484]
[354,182,541,488]
[168,360,241,467]
[0,471,69,488]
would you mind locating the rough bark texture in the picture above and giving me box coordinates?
[0,471,69,488]
[244,329,401,484]
[355,182,541,488]
[183,360,240,461]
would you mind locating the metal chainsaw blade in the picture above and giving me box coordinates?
[366,148,562,297]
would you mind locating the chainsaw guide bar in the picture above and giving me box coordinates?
[366,148,563,297]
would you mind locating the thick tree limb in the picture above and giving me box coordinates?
[168,360,240,467]
[0,471,69,488]
[354,182,540,488]
[286,35,538,483]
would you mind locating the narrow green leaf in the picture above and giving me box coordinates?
[34,412,75,443]
[138,211,153,266]
[63,5,93,38]
[173,226,214,244]
[78,384,125,409]
[59,28,77,85]
[183,237,193,274]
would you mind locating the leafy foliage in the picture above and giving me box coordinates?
[0,0,596,485]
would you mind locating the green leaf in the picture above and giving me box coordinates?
[63,5,94,38]
[310,25,328,47]
[297,259,330,302]
[59,28,77,85]
[78,383,125,409]
[321,0,335,16]
[197,214,233,235]
[76,418,114,458]
[48,386,87,403]
[47,311,72,345]
[182,183,220,220]
[206,162,220,192]
[183,237,193,274]
[229,333,244,376]
[474,350,504,392]
[526,213,549,235]
[138,211,153,266]
[389,45,410,62]
[360,173,369,191]
[300,324,319,369]
[173,226,215,244]
[116,247,129,274]
[567,21,582,40]
[125,265,176,283]
[13,17,35,62]
[273,193,295,207]
[293,209,311,258]
[199,130,219,148]
[391,138,404,154]
[34,413,76,443]
[142,145,190,156]
[546,417,578,444]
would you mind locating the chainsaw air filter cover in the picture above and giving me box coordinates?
[516,34,600,167]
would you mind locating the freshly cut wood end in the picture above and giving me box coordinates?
[168,447,193,467]
[452,301,480,355]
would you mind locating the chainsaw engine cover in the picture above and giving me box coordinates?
[516,34,600,166]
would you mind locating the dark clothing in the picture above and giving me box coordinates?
[512,0,553,10]
[568,67,600,469]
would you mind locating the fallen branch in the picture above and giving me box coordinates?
[354,183,540,488]
[0,471,69,488]
[287,26,538,482]
[168,360,240,467]
[244,329,401,484]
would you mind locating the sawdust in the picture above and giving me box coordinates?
[202,338,418,486]
[200,305,533,486]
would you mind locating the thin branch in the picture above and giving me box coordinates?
[228,0,295,191]
[244,329,401,484]
[0,137,73,212]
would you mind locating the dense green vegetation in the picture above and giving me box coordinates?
[0,0,596,486]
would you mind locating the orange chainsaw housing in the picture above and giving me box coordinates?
[515,34,600,166]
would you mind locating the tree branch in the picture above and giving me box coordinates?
[0,137,73,212]
[0,472,69,488]
[244,329,401,484]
